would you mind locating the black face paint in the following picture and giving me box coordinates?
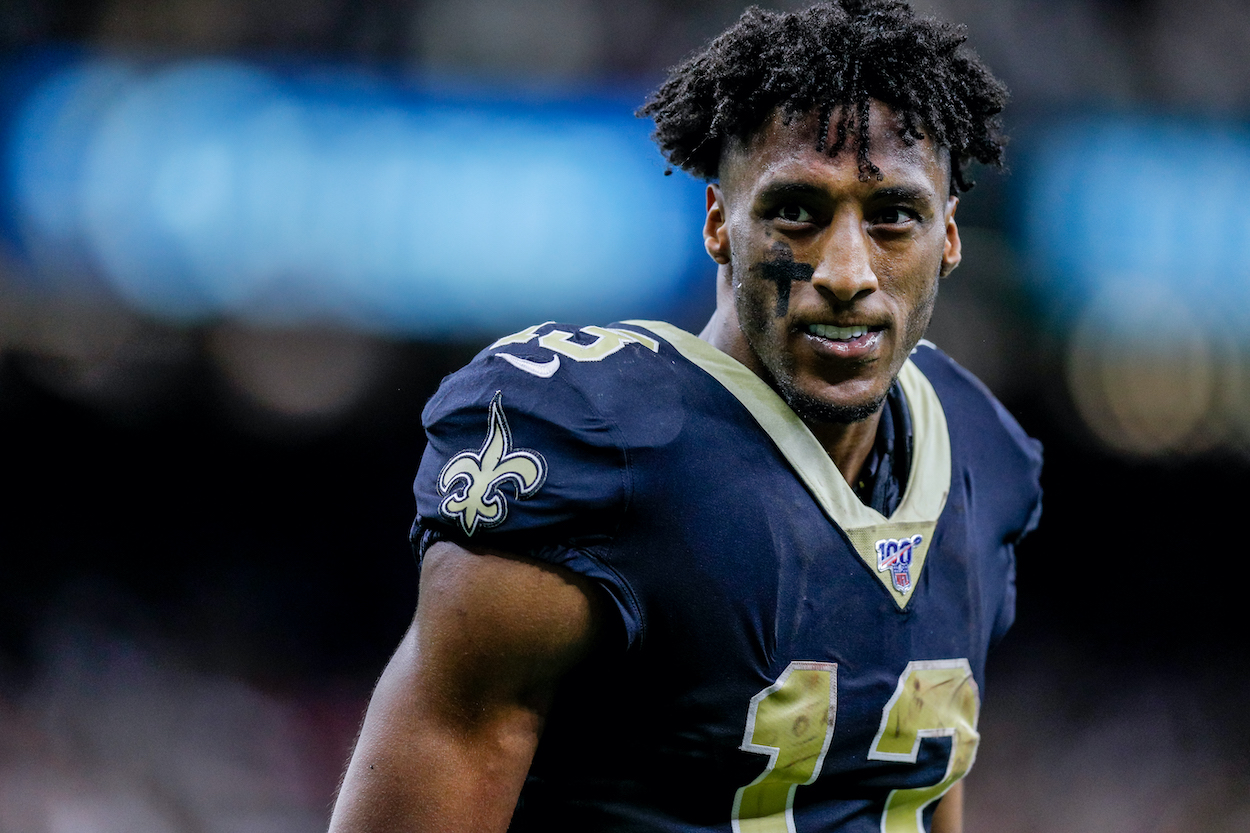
[752,248,815,316]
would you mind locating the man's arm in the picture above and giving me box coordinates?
[931,781,964,833]
[327,540,604,833]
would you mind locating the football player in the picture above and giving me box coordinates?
[329,2,1042,832]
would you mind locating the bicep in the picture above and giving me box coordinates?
[328,541,604,833]
[931,781,964,833]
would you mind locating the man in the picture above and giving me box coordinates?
[329,2,1042,831]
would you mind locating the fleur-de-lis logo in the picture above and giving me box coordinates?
[437,391,547,536]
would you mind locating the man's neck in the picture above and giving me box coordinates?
[806,410,883,488]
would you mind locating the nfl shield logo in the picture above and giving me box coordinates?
[875,534,923,595]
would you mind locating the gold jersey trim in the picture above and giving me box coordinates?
[625,320,951,610]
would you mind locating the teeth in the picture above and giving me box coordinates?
[808,323,869,340]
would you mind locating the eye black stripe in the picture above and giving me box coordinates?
[754,259,815,316]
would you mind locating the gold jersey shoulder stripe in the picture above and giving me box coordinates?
[623,320,951,611]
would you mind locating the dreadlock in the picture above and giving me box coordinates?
[638,0,1008,192]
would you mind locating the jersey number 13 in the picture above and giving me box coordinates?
[732,659,980,833]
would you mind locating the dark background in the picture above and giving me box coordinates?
[2,1,1249,831]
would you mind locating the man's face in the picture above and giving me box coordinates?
[705,100,961,425]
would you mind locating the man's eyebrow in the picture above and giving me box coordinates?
[756,181,938,203]
[756,181,830,202]
[870,184,936,203]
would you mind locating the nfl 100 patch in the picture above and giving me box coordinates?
[875,534,923,594]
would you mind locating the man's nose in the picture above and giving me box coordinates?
[810,215,878,302]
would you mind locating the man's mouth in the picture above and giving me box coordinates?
[801,323,886,359]
[806,323,876,341]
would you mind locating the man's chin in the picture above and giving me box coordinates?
[780,385,888,426]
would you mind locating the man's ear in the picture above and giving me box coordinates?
[704,184,731,265]
[939,195,961,278]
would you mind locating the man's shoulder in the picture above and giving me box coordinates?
[910,340,1041,459]
[423,320,697,440]
[414,321,706,545]
[910,340,1043,536]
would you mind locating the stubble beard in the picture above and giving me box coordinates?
[778,377,889,426]
[737,280,938,428]
[738,296,889,426]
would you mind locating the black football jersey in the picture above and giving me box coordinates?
[412,320,1042,833]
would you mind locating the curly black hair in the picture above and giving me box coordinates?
[638,0,1008,192]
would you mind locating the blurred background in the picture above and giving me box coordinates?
[1,0,1248,830]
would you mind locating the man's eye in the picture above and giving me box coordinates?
[875,207,915,225]
[777,204,813,223]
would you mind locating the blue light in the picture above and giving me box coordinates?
[5,54,708,335]
[1020,115,1250,334]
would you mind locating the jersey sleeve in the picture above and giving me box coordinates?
[986,390,1043,647]
[911,342,1043,649]
[411,346,643,646]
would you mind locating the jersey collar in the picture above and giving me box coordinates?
[625,320,951,610]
